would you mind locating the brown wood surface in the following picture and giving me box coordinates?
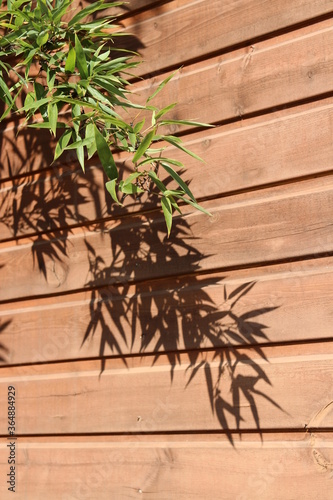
[127,23,333,133]
[0,433,332,499]
[0,343,332,435]
[2,101,333,240]
[0,257,333,365]
[2,21,333,180]
[1,175,333,301]
[122,0,333,77]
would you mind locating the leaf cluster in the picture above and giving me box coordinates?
[0,0,212,234]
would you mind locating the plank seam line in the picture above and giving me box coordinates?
[1,251,333,306]
[1,353,333,382]
[0,428,332,440]
[127,11,333,82]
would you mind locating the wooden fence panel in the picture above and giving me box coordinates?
[0,1,332,498]
[0,257,332,365]
[0,433,332,499]
[0,343,332,435]
[2,101,333,240]
[1,176,333,301]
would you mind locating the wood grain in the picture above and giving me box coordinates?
[1,257,333,365]
[0,433,332,499]
[127,24,333,133]
[1,176,333,301]
[0,343,332,435]
[2,101,333,239]
[122,0,333,77]
[2,23,333,180]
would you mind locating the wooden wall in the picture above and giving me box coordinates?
[1,0,333,498]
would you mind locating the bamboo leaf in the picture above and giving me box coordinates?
[48,102,58,136]
[159,119,214,128]
[94,126,118,180]
[65,45,76,73]
[160,161,195,201]
[75,34,88,79]
[105,179,122,205]
[54,128,72,161]
[132,130,155,163]
[161,196,173,236]
[163,135,205,162]
[68,2,122,28]
[146,71,178,103]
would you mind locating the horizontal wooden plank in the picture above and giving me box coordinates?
[0,433,332,499]
[1,258,333,365]
[0,343,332,434]
[0,165,108,241]
[68,0,175,20]
[122,0,333,77]
[127,24,333,134]
[2,22,333,180]
[3,101,333,240]
[1,176,333,301]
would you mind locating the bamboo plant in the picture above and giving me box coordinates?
[0,0,212,234]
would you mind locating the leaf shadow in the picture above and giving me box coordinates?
[82,214,284,442]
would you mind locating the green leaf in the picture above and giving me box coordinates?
[122,171,143,187]
[28,121,66,129]
[48,102,58,136]
[65,45,76,73]
[75,34,88,79]
[105,179,122,205]
[159,119,214,128]
[134,119,145,134]
[155,102,177,120]
[85,122,97,159]
[18,96,52,114]
[162,135,205,162]
[68,2,122,28]
[147,170,167,193]
[54,128,72,161]
[37,30,49,47]
[64,137,94,150]
[146,71,178,103]
[177,195,212,216]
[119,181,144,195]
[160,161,195,201]
[0,75,13,106]
[47,68,56,91]
[94,126,118,180]
[132,130,155,163]
[161,196,173,236]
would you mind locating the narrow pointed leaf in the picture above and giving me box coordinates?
[146,71,178,103]
[94,126,118,180]
[161,196,173,236]
[65,45,76,73]
[106,179,122,205]
[160,161,195,201]
[75,34,88,79]
[132,130,155,163]
[54,128,72,161]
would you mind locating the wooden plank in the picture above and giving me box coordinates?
[3,23,333,179]
[1,176,333,301]
[0,433,332,499]
[122,0,333,77]
[0,166,108,241]
[0,23,333,178]
[127,25,333,133]
[1,258,333,365]
[3,101,333,239]
[0,343,332,434]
